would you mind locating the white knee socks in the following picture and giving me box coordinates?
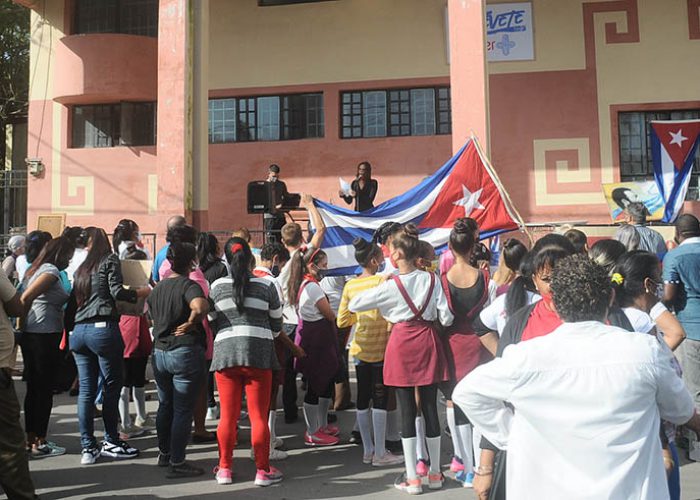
[426,436,441,474]
[118,386,131,428]
[318,397,332,430]
[415,415,428,461]
[268,410,277,450]
[446,406,464,461]
[132,386,147,423]
[457,423,474,470]
[472,426,482,468]
[401,437,418,479]
[303,402,320,434]
[357,409,374,457]
[373,408,388,457]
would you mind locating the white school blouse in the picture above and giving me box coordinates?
[453,321,694,500]
[348,269,454,327]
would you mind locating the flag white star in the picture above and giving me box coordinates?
[669,129,688,148]
[453,185,485,217]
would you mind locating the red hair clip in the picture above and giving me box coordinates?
[230,243,244,254]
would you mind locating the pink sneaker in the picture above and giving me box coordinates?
[319,424,340,437]
[416,458,429,478]
[450,456,465,473]
[254,465,283,486]
[304,431,340,447]
[214,466,232,485]
[428,472,444,490]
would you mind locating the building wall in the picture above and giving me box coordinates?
[488,0,700,223]
[203,0,453,231]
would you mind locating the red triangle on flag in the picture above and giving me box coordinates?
[418,141,519,233]
[652,121,700,171]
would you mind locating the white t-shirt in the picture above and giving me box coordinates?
[479,290,540,335]
[623,307,655,334]
[15,254,29,284]
[65,247,88,285]
[298,281,326,322]
[320,275,349,315]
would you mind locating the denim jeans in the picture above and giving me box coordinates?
[71,321,124,449]
[680,338,700,410]
[153,345,205,465]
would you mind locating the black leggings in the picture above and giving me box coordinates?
[439,380,470,425]
[123,357,148,388]
[395,385,440,438]
[21,332,62,438]
[355,362,388,411]
[304,381,333,405]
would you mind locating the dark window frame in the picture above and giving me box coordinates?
[618,109,700,201]
[71,101,157,149]
[73,0,159,37]
[208,92,325,144]
[340,86,452,139]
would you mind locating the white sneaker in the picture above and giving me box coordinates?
[119,425,146,440]
[134,416,155,429]
[206,405,220,421]
[272,437,284,449]
[101,440,139,459]
[372,451,404,467]
[81,447,100,465]
[269,448,288,461]
[363,452,374,464]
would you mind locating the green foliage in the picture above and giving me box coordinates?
[0,0,29,122]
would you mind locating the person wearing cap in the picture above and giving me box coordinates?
[615,202,666,258]
[264,164,290,244]
[664,213,700,461]
[2,235,26,285]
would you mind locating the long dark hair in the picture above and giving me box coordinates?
[25,237,75,280]
[502,238,528,273]
[197,233,221,273]
[287,246,326,307]
[589,239,626,275]
[113,219,139,253]
[74,227,112,308]
[224,237,253,311]
[611,250,660,308]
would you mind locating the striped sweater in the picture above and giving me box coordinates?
[208,275,282,372]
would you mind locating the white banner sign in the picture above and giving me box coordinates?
[486,2,534,62]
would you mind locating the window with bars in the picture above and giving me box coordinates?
[618,110,700,200]
[341,86,451,139]
[74,0,158,37]
[208,93,324,143]
[71,102,156,148]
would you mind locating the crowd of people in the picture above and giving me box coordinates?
[0,195,699,500]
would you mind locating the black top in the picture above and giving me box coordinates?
[342,179,378,212]
[74,254,137,323]
[265,179,289,217]
[447,273,485,313]
[147,275,206,351]
[202,261,228,285]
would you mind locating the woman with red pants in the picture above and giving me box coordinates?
[208,237,284,487]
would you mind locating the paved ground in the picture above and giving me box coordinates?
[6,377,700,500]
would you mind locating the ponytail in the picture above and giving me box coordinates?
[224,237,253,311]
[286,246,327,307]
[504,251,535,317]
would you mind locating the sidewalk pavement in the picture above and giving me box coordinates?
[7,378,700,500]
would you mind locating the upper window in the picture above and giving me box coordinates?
[341,87,451,139]
[72,102,156,148]
[74,0,158,37]
[208,93,324,143]
[618,110,700,200]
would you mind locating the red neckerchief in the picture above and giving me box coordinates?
[253,267,272,278]
[382,245,390,258]
[303,273,318,283]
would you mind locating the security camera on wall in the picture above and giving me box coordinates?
[25,158,45,177]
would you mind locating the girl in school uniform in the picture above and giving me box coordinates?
[287,247,341,447]
[349,225,453,495]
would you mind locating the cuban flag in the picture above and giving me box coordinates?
[315,138,523,275]
[651,119,700,222]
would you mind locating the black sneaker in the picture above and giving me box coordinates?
[349,430,362,445]
[166,461,205,479]
[157,452,170,467]
[100,440,139,459]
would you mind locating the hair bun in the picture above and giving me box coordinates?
[352,237,370,251]
[454,217,477,235]
[403,223,419,239]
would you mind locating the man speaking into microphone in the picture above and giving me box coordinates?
[339,161,378,212]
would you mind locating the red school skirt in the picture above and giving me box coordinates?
[383,319,449,387]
